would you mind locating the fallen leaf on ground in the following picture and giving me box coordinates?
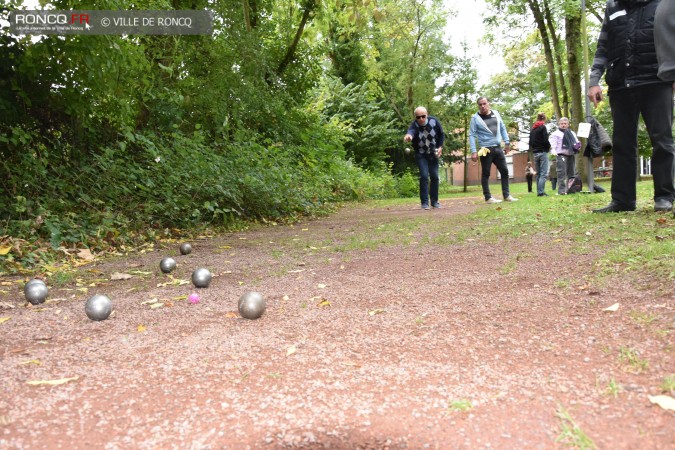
[317,283,326,289]
[128,270,152,277]
[0,317,10,324]
[225,312,238,318]
[137,324,147,332]
[156,278,189,287]
[648,395,675,411]
[77,249,94,261]
[26,376,79,386]
[111,272,133,280]
[19,359,41,365]
[0,246,11,255]
[604,303,620,312]
[316,298,331,307]
[150,303,164,309]
[369,309,385,316]
[287,345,297,356]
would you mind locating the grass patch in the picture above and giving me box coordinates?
[555,406,596,449]
[447,399,473,412]
[597,376,621,398]
[661,374,675,392]
[629,310,657,327]
[270,181,672,288]
[618,346,649,373]
[48,270,78,286]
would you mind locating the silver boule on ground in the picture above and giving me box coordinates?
[238,291,266,320]
[85,294,113,321]
[179,243,192,255]
[24,279,49,305]
[191,268,212,288]
[159,257,177,274]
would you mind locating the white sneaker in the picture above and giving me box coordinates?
[505,195,519,202]
[486,197,502,204]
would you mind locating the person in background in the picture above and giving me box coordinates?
[588,0,674,213]
[528,112,551,196]
[469,97,518,204]
[404,106,445,210]
[549,117,580,195]
[525,161,536,193]
[549,154,558,191]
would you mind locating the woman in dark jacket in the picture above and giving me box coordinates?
[528,112,551,196]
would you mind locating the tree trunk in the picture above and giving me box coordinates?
[242,0,252,32]
[543,0,569,118]
[276,0,317,77]
[565,14,586,183]
[527,0,561,120]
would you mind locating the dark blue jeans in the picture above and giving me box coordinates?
[479,146,510,200]
[415,152,439,205]
[609,83,675,205]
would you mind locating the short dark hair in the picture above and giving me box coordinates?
[477,96,488,104]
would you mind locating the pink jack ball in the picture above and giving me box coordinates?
[188,293,200,304]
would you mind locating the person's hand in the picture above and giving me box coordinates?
[471,153,477,162]
[504,145,510,155]
[403,134,412,142]
[436,147,442,157]
[588,85,603,107]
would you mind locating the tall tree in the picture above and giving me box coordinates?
[526,0,562,119]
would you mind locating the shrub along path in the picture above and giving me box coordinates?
[1,197,673,449]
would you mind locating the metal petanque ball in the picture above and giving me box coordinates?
[191,268,212,288]
[179,243,192,255]
[159,257,177,274]
[24,279,48,305]
[238,291,266,320]
[85,294,113,321]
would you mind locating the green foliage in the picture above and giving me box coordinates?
[0,0,461,273]
[317,77,400,171]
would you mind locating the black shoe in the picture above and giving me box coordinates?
[654,199,673,212]
[593,200,636,213]
[537,193,548,197]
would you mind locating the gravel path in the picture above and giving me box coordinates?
[1,197,673,449]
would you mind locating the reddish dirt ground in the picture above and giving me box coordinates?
[1,197,673,449]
